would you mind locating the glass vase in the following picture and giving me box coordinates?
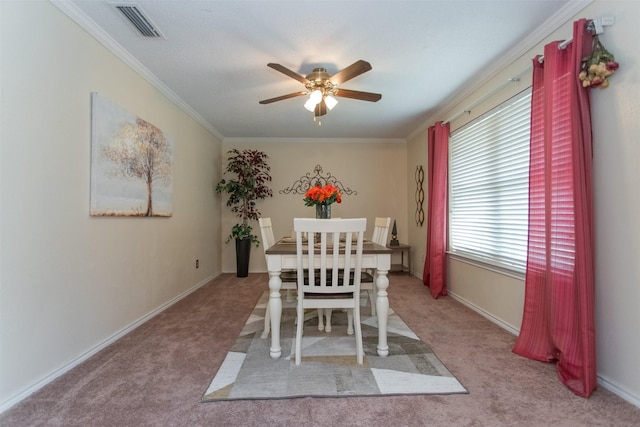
[315,204,331,219]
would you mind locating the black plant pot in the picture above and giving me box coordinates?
[235,237,252,278]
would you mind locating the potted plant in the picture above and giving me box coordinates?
[215,149,272,277]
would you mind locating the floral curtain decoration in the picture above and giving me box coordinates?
[578,34,620,89]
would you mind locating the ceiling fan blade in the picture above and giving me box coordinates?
[333,88,382,102]
[259,91,306,104]
[330,60,372,85]
[314,100,327,117]
[267,63,308,84]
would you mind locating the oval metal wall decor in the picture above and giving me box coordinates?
[415,165,425,226]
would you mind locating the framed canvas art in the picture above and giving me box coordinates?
[90,93,173,217]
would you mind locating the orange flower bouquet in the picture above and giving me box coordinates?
[303,184,342,206]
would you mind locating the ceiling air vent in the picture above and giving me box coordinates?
[115,4,165,38]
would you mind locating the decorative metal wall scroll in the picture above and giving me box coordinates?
[415,165,425,226]
[280,164,357,195]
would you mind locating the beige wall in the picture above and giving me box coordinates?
[219,139,408,273]
[405,128,429,277]
[588,0,640,405]
[408,0,640,406]
[0,1,222,408]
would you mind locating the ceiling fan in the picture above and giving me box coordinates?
[259,60,382,119]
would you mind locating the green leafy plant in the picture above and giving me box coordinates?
[215,149,273,246]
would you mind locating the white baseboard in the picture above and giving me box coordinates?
[447,290,520,336]
[0,273,219,414]
[412,271,519,335]
[447,291,640,409]
[597,373,640,409]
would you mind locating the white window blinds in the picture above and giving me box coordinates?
[449,89,531,272]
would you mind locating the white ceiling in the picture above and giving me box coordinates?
[58,0,582,140]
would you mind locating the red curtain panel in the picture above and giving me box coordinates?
[423,121,449,298]
[513,19,596,398]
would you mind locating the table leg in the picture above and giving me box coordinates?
[375,269,389,357]
[268,272,282,359]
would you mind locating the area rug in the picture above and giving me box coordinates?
[202,291,467,401]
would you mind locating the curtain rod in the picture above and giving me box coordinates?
[442,67,529,125]
[538,17,614,63]
[444,17,614,126]
[537,38,572,63]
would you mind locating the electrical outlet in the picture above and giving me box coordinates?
[195,259,199,269]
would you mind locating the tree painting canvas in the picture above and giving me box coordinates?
[90,93,173,217]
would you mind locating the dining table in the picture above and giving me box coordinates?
[264,236,392,359]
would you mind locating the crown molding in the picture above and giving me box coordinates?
[49,0,225,142]
[407,0,594,140]
[50,0,594,144]
[222,137,406,145]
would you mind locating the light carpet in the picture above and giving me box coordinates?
[202,291,467,401]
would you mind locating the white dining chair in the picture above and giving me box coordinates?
[259,217,296,338]
[293,218,366,365]
[371,217,392,246]
[319,216,390,334]
[340,217,391,335]
[362,216,391,316]
[258,217,327,338]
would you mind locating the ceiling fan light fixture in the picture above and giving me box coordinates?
[304,98,317,111]
[324,95,338,110]
[309,90,323,104]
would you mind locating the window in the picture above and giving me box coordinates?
[448,89,531,273]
